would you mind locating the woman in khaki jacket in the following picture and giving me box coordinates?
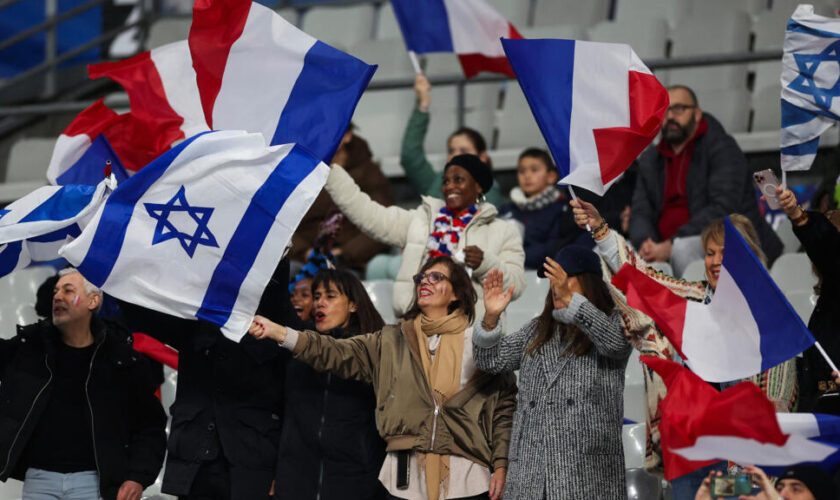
[250,255,516,500]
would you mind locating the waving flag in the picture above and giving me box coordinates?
[0,179,112,278]
[643,357,840,480]
[612,218,814,382]
[502,39,668,196]
[781,4,840,171]
[60,131,328,341]
[390,0,522,78]
[48,99,121,184]
[189,0,376,161]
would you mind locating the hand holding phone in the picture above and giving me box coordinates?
[710,474,752,498]
[753,169,782,210]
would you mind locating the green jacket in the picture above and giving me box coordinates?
[400,108,507,207]
[292,322,517,470]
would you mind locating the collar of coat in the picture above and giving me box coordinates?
[419,196,498,223]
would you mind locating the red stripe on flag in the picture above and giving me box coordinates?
[593,70,668,184]
[189,0,252,129]
[62,98,120,137]
[133,332,179,370]
[611,264,688,356]
[457,53,516,79]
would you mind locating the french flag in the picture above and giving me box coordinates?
[501,39,668,196]
[644,357,840,480]
[612,217,814,382]
[189,0,376,162]
[47,99,123,184]
[390,0,522,78]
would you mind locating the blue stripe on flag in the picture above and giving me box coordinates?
[270,41,376,162]
[56,135,130,186]
[721,219,815,371]
[196,144,320,326]
[390,0,454,53]
[0,241,22,277]
[76,132,210,287]
[781,136,820,156]
[18,184,97,223]
[501,38,575,178]
[28,224,81,243]
[786,19,840,40]
[781,98,817,127]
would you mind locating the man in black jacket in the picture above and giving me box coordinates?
[119,258,303,500]
[629,85,783,275]
[0,268,167,500]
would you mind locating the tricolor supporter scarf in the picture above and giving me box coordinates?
[427,204,478,258]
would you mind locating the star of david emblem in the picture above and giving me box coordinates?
[144,186,218,258]
[0,209,9,221]
[788,39,840,109]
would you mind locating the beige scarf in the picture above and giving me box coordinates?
[406,311,468,500]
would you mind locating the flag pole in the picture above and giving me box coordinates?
[815,341,840,373]
[567,185,591,232]
[781,169,788,188]
[408,51,422,74]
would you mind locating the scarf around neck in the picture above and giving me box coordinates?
[427,204,478,259]
[509,184,562,212]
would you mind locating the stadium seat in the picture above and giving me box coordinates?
[531,0,610,29]
[0,478,22,500]
[625,467,664,500]
[423,52,463,79]
[753,9,795,51]
[375,2,402,40]
[518,24,588,41]
[275,7,297,25]
[486,0,531,29]
[665,12,752,93]
[349,38,415,82]
[496,83,547,152]
[505,270,547,333]
[774,216,800,254]
[301,4,375,50]
[622,423,647,469]
[623,349,646,424]
[689,0,765,17]
[770,252,818,293]
[147,18,191,50]
[695,88,752,133]
[422,83,500,155]
[614,0,691,27]
[351,88,415,158]
[752,60,782,95]
[681,258,707,282]
[363,280,397,325]
[785,289,817,323]
[5,138,55,183]
[588,17,669,60]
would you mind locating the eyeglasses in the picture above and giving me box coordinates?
[666,104,696,115]
[413,271,450,285]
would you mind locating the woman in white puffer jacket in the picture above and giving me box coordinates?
[326,154,526,319]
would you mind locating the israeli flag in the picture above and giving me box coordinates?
[781,4,840,171]
[60,130,328,341]
[0,179,112,278]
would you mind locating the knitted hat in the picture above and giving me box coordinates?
[778,465,836,500]
[538,245,602,278]
[444,154,493,194]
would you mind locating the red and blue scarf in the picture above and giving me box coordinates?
[426,204,478,258]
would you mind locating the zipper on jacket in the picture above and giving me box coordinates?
[1,353,53,477]
[84,339,104,497]
[315,373,331,500]
[428,384,439,452]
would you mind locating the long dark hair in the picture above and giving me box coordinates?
[403,256,477,323]
[311,269,384,334]
[525,272,614,357]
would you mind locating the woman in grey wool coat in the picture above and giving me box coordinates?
[473,246,632,500]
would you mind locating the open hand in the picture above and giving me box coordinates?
[414,73,431,109]
[544,257,573,308]
[482,269,514,320]
[738,465,780,500]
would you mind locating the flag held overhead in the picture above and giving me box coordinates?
[501,38,668,196]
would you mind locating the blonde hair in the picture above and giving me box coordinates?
[700,214,766,265]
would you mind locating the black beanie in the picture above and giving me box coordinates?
[444,154,493,195]
[779,465,836,500]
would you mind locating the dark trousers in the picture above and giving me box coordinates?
[179,456,273,500]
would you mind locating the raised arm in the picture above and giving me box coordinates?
[399,74,439,195]
[472,269,532,373]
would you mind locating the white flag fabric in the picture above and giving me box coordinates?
[60,130,328,340]
[0,179,112,278]
[781,4,840,171]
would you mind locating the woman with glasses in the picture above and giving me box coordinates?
[325,152,525,319]
[472,247,632,499]
[250,256,517,500]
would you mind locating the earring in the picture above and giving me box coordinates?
[479,193,487,204]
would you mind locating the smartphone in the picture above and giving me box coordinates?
[753,168,782,210]
[711,474,752,498]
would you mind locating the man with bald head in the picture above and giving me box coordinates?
[0,268,166,500]
[629,85,782,275]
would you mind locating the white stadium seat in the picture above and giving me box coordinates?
[147,18,191,50]
[375,2,403,40]
[349,38,416,82]
[422,83,500,156]
[588,17,669,60]
[518,24,588,41]
[301,4,375,50]
[532,0,610,29]
[6,138,55,183]
[623,349,646,424]
[785,289,817,323]
[363,279,397,325]
[774,216,801,254]
[423,52,463,79]
[615,0,691,27]
[695,88,752,133]
[351,88,415,159]
[681,259,707,282]
[486,0,531,29]
[770,252,818,294]
[496,83,547,152]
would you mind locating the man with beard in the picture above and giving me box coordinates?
[628,85,782,275]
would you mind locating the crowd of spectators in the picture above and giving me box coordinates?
[1,81,839,500]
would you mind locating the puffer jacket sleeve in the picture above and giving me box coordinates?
[473,219,526,301]
[490,372,517,470]
[292,328,382,385]
[326,165,417,248]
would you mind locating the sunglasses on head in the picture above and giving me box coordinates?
[413,271,450,285]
